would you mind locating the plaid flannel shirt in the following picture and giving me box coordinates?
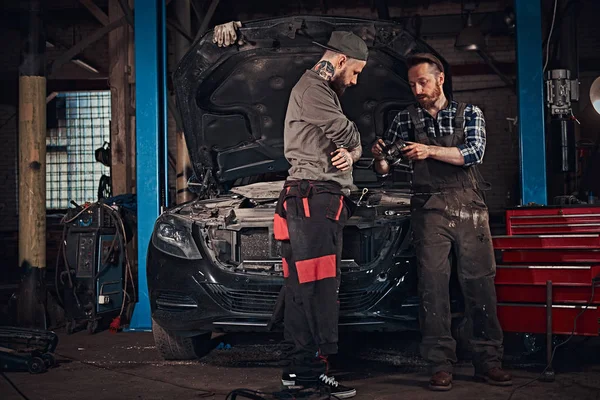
[383,100,486,167]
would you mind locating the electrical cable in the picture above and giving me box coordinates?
[55,352,215,397]
[58,201,137,330]
[507,280,598,400]
[100,204,136,298]
[225,387,343,400]
[0,371,30,400]
[543,0,558,73]
[61,203,93,224]
[99,203,137,322]
[54,224,68,306]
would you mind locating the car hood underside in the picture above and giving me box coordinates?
[173,16,451,188]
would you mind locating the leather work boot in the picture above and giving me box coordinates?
[429,371,453,391]
[476,367,513,386]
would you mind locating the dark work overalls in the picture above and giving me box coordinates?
[272,179,352,379]
[407,103,504,374]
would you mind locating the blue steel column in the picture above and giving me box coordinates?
[129,0,168,331]
[515,0,547,205]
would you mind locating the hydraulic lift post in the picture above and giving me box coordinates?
[514,0,547,206]
[128,0,169,331]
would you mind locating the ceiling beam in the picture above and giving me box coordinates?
[48,16,126,77]
[78,0,110,26]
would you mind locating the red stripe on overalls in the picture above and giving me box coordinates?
[334,196,344,221]
[296,254,336,284]
[302,198,310,217]
[273,188,290,240]
[273,214,289,240]
[282,258,289,278]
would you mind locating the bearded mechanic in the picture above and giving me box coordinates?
[214,23,367,398]
[372,53,512,391]
[270,31,370,399]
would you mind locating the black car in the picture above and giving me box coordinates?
[148,16,461,360]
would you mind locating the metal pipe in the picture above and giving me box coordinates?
[559,0,579,79]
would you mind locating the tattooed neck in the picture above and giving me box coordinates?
[312,60,335,81]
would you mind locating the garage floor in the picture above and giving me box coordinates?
[1,329,599,400]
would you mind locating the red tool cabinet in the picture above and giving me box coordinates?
[493,206,600,337]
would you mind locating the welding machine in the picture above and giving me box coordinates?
[60,203,126,334]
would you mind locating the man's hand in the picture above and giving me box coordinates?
[403,141,431,161]
[213,21,242,47]
[331,148,353,171]
[371,139,386,160]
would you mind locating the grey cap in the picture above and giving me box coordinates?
[314,31,369,61]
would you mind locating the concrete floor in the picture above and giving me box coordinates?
[1,329,599,400]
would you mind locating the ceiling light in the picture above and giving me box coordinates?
[455,13,485,52]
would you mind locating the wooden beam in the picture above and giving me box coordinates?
[49,16,126,77]
[46,92,58,103]
[19,76,47,273]
[127,0,136,197]
[109,0,133,195]
[78,0,110,26]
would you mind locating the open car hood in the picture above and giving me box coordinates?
[173,16,452,189]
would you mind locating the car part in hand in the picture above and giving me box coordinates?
[382,139,408,165]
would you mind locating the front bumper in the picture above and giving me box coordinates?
[147,242,421,335]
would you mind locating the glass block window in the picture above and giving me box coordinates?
[46,91,111,210]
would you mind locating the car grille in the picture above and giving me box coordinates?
[155,291,198,312]
[202,281,391,314]
[339,281,390,312]
[203,284,279,314]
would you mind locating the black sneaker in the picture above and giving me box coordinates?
[316,374,356,399]
[281,373,297,387]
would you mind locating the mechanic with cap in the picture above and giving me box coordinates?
[372,53,512,391]
[267,30,369,399]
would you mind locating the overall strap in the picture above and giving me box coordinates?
[454,102,467,135]
[406,105,427,143]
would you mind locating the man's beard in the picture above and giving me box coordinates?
[417,84,442,108]
[330,75,348,97]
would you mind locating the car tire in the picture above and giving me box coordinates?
[152,319,213,360]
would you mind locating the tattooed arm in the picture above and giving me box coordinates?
[331,143,362,172]
[349,143,362,162]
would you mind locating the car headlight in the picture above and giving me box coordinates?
[151,216,202,259]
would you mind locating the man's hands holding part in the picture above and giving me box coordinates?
[402,142,431,161]
[371,139,431,162]
[213,21,242,47]
[331,148,353,171]
[371,139,386,160]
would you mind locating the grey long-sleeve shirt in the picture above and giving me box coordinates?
[284,70,361,190]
